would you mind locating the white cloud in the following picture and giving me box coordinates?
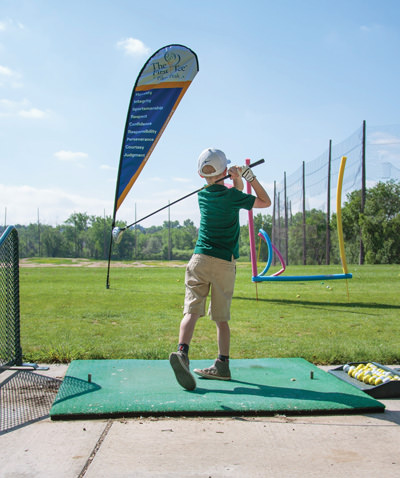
[368,131,400,168]
[360,25,371,33]
[0,184,111,225]
[19,107,47,119]
[100,164,116,171]
[0,99,48,117]
[54,150,89,162]
[0,19,25,32]
[0,98,22,115]
[360,24,383,34]
[0,98,15,107]
[0,64,22,87]
[369,131,400,146]
[173,177,191,183]
[0,65,13,76]
[117,38,150,57]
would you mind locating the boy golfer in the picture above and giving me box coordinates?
[169,148,271,390]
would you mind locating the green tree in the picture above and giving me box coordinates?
[142,234,163,258]
[183,219,198,245]
[305,209,327,265]
[288,210,327,265]
[360,180,400,264]
[288,212,303,265]
[86,215,110,259]
[331,189,362,264]
[65,212,91,257]
[17,223,40,257]
[41,225,66,257]
[333,180,400,264]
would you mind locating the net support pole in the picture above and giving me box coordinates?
[302,161,306,265]
[284,171,288,266]
[326,139,332,265]
[272,181,276,266]
[360,120,366,265]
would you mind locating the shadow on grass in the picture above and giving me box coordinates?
[235,296,400,312]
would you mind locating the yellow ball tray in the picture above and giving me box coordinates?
[329,362,400,398]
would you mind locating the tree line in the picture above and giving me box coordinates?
[2,180,399,264]
[285,179,400,265]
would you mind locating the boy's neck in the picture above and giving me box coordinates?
[206,171,226,185]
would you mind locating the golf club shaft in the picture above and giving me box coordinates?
[123,158,265,230]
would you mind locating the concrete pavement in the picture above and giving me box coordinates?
[1,364,399,478]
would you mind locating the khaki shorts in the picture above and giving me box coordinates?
[183,253,236,322]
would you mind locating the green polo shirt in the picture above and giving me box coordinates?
[194,184,256,261]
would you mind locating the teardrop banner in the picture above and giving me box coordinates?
[107,44,199,288]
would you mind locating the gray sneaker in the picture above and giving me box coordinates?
[194,359,231,380]
[169,351,196,391]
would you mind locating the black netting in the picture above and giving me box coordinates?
[0,227,22,368]
[276,124,400,220]
[0,371,61,433]
[272,124,400,265]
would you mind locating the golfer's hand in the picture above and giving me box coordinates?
[228,166,241,180]
[240,166,256,182]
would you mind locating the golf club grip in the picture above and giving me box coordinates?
[219,158,265,182]
[248,158,265,168]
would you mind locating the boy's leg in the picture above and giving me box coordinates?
[216,320,230,356]
[179,313,200,345]
[193,320,231,380]
[169,313,199,391]
[193,256,235,381]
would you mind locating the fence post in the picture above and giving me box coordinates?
[284,171,288,265]
[168,201,171,260]
[360,120,366,265]
[277,192,281,254]
[0,226,23,367]
[302,161,306,265]
[272,181,276,266]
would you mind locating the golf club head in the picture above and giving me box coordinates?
[112,227,124,244]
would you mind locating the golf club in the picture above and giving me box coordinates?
[112,158,265,244]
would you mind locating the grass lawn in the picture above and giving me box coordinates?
[18,260,400,365]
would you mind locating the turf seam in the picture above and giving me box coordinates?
[78,419,113,478]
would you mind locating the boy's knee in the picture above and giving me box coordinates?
[182,313,200,323]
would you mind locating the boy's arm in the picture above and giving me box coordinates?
[250,178,271,208]
[228,166,244,191]
[239,166,271,208]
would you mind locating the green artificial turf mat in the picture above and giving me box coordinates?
[50,358,384,419]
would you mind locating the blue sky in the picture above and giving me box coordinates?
[1,0,400,227]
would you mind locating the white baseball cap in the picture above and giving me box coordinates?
[198,148,231,177]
